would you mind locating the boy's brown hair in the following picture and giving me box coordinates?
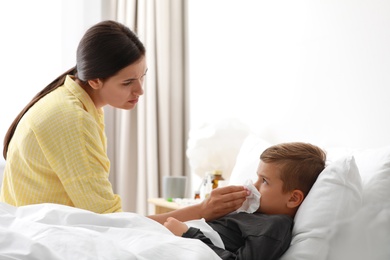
[260,142,326,197]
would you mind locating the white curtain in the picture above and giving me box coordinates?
[103,0,189,215]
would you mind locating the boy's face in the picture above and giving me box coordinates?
[253,161,293,215]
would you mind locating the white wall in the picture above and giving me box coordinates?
[0,0,103,183]
[0,0,63,177]
[0,1,61,142]
[188,0,390,150]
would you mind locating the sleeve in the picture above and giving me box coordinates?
[183,227,237,260]
[37,104,122,213]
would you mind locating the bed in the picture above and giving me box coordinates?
[1,134,389,259]
[0,202,221,259]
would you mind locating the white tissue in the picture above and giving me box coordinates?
[236,179,261,213]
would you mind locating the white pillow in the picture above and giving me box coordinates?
[326,145,390,206]
[280,155,363,260]
[325,203,390,260]
[228,134,271,185]
[360,146,390,206]
[350,145,390,183]
[325,145,390,182]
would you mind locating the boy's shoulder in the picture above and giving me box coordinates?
[227,212,293,221]
[212,212,293,230]
[240,213,293,239]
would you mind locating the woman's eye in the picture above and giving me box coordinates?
[123,81,134,86]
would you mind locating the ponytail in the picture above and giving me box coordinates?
[3,66,76,159]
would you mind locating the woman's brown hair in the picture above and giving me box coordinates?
[3,20,145,159]
[260,142,326,197]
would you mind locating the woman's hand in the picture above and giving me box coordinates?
[164,217,189,236]
[199,185,249,221]
[148,185,248,224]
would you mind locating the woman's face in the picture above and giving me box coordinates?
[94,56,147,110]
[253,161,292,215]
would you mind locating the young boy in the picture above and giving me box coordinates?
[164,142,326,260]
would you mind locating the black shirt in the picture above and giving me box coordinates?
[183,213,293,260]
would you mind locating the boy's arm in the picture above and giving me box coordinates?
[184,226,290,260]
[148,185,248,224]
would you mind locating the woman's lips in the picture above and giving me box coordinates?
[128,98,138,104]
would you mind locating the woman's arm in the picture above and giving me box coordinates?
[148,185,248,224]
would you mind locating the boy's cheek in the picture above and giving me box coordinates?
[256,197,263,213]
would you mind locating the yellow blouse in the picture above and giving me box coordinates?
[0,76,122,213]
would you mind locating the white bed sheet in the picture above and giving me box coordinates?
[0,202,221,260]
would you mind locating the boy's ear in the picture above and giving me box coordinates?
[88,78,103,90]
[287,190,304,209]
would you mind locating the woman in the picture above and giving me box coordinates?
[0,20,247,223]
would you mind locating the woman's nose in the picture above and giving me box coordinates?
[133,80,144,96]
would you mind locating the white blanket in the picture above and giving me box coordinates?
[0,203,220,260]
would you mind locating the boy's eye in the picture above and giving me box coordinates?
[262,178,268,184]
